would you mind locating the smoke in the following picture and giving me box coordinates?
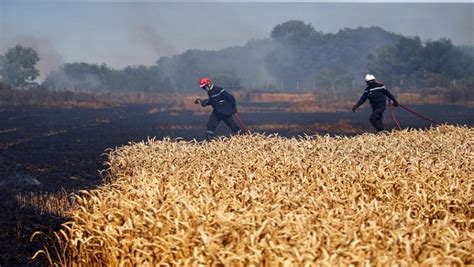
[44,67,103,92]
[132,24,178,60]
[238,39,278,87]
[0,35,63,82]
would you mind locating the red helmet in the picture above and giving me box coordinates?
[199,77,212,88]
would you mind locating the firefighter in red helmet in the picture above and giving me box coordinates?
[195,77,242,140]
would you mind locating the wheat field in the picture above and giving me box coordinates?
[36,125,473,266]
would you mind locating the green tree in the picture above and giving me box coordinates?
[267,20,322,89]
[270,20,317,45]
[0,45,40,88]
[0,56,5,74]
[368,36,423,87]
[369,37,473,88]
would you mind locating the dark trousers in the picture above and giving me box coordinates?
[369,107,385,132]
[206,113,242,140]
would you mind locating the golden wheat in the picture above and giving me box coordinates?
[15,190,73,217]
[36,125,473,266]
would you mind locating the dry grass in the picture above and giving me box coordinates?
[248,93,317,103]
[252,120,363,135]
[397,93,446,105]
[35,125,473,266]
[147,94,357,114]
[15,190,74,217]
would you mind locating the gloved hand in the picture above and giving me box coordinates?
[392,100,399,107]
[194,98,201,105]
[200,99,209,107]
[352,105,358,113]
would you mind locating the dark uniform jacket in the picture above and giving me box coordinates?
[200,85,237,116]
[355,81,397,110]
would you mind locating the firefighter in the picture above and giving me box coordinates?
[352,74,399,132]
[194,77,242,140]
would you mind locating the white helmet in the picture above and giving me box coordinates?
[365,74,376,82]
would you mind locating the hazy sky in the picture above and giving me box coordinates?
[1,1,472,79]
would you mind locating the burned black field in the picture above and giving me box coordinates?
[0,104,472,265]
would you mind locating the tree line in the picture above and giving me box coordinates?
[1,20,473,93]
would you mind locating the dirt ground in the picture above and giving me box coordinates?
[0,104,472,265]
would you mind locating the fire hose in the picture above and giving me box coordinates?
[390,103,442,130]
[234,112,251,134]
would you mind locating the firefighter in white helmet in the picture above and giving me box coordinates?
[352,74,399,132]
